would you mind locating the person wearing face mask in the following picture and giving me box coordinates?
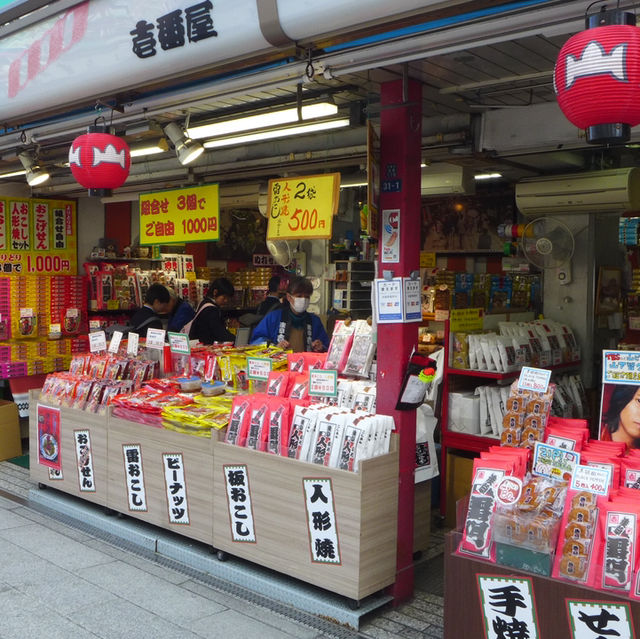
[250,276,328,352]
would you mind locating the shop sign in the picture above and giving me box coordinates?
[37,404,61,471]
[0,199,77,275]
[602,349,640,384]
[74,429,95,492]
[532,442,580,483]
[223,464,256,542]
[266,173,340,241]
[122,445,147,512]
[566,600,633,639]
[139,184,220,245]
[303,478,341,564]
[252,254,277,267]
[477,575,539,639]
[309,369,338,398]
[450,308,484,332]
[162,453,190,525]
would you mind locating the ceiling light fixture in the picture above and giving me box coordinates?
[163,122,204,165]
[129,138,169,158]
[188,102,338,139]
[203,118,350,149]
[18,151,50,186]
[474,172,503,180]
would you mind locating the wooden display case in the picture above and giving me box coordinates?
[212,436,399,601]
[106,415,222,546]
[29,391,109,506]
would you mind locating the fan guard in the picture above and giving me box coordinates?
[522,217,575,270]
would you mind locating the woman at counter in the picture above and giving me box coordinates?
[187,277,236,345]
[250,276,328,352]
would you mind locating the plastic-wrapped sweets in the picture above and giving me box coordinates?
[342,320,375,378]
[324,320,355,372]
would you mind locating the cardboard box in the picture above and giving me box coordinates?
[0,400,22,461]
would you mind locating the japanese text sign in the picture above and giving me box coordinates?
[309,369,338,398]
[603,349,640,384]
[122,444,147,512]
[246,357,272,381]
[266,173,340,241]
[162,453,190,525]
[450,308,484,332]
[532,442,580,482]
[570,464,611,496]
[223,465,256,542]
[566,600,634,639]
[139,184,220,245]
[375,277,403,323]
[303,478,341,564]
[168,332,190,355]
[74,429,95,492]
[478,576,539,639]
[518,366,552,393]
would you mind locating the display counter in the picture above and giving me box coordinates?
[29,394,399,601]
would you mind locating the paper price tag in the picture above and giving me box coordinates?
[309,369,338,397]
[145,328,166,349]
[49,323,61,333]
[89,330,107,353]
[532,441,580,482]
[518,366,551,393]
[434,309,449,321]
[89,320,101,331]
[127,331,139,356]
[66,308,79,318]
[108,330,123,354]
[168,332,190,355]
[571,464,611,496]
[247,357,272,381]
[20,307,33,318]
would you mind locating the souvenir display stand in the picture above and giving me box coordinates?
[443,531,640,638]
[212,436,399,601]
[29,391,108,507]
[29,392,399,600]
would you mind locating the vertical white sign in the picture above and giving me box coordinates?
[123,444,147,512]
[303,478,341,564]
[74,429,96,492]
[478,576,539,639]
[381,209,400,263]
[223,465,256,542]
[162,453,189,524]
[567,600,633,639]
[127,331,139,356]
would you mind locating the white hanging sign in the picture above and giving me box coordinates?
[127,331,139,356]
[74,429,95,492]
[567,600,633,639]
[123,444,147,512]
[162,453,189,525]
[146,328,166,349]
[303,478,341,564]
[223,464,256,542]
[89,330,107,353]
[108,330,123,353]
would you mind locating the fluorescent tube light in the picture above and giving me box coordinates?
[129,139,169,158]
[189,102,338,139]
[203,118,350,149]
[0,169,27,179]
[474,172,502,180]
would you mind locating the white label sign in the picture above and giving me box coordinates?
[309,369,338,398]
[168,332,190,355]
[74,429,95,492]
[518,366,551,393]
[303,478,341,564]
[247,357,272,381]
[108,330,123,354]
[162,453,189,525]
[375,277,403,323]
[146,328,166,349]
[571,464,611,496]
[478,576,539,639]
[567,600,633,639]
[89,330,107,353]
[123,444,147,512]
[403,277,422,322]
[127,331,139,356]
[223,465,256,542]
[19,307,33,318]
[48,468,63,481]
[532,442,580,482]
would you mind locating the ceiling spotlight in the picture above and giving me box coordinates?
[18,151,50,186]
[163,122,204,166]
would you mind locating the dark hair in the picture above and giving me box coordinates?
[605,385,639,433]
[287,275,313,297]
[209,277,234,299]
[144,283,170,305]
[268,276,281,294]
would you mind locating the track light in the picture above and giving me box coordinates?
[163,122,204,166]
[18,151,50,186]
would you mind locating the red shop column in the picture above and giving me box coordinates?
[378,78,421,603]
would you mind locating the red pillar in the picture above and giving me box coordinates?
[377,78,422,603]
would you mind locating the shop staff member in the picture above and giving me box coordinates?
[255,276,282,316]
[251,276,328,352]
[167,288,195,333]
[188,277,236,344]
[129,283,170,335]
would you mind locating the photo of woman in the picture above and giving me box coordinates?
[600,383,640,448]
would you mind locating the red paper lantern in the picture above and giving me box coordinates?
[554,10,640,144]
[69,126,130,196]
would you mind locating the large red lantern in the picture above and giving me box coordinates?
[554,8,640,144]
[69,125,130,196]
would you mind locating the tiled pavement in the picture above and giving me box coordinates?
[0,459,444,639]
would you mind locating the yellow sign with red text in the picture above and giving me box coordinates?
[0,198,77,275]
[266,173,340,241]
[139,184,220,245]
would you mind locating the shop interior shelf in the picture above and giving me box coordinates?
[87,257,164,262]
[446,360,581,380]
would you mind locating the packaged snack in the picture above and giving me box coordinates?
[225,397,252,446]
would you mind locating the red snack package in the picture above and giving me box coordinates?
[288,373,309,400]
[266,370,291,397]
[266,397,290,456]
[245,394,270,451]
[225,396,252,446]
[287,353,306,373]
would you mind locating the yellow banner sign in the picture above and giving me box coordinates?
[139,184,220,245]
[449,308,484,332]
[266,173,340,240]
[0,198,77,275]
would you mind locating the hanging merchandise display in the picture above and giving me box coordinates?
[69,125,131,196]
[554,6,640,144]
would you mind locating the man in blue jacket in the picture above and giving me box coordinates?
[251,276,328,352]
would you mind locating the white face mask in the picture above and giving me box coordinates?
[291,296,310,313]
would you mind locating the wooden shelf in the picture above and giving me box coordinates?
[446,360,581,380]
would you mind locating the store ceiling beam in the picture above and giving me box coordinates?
[439,70,553,95]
